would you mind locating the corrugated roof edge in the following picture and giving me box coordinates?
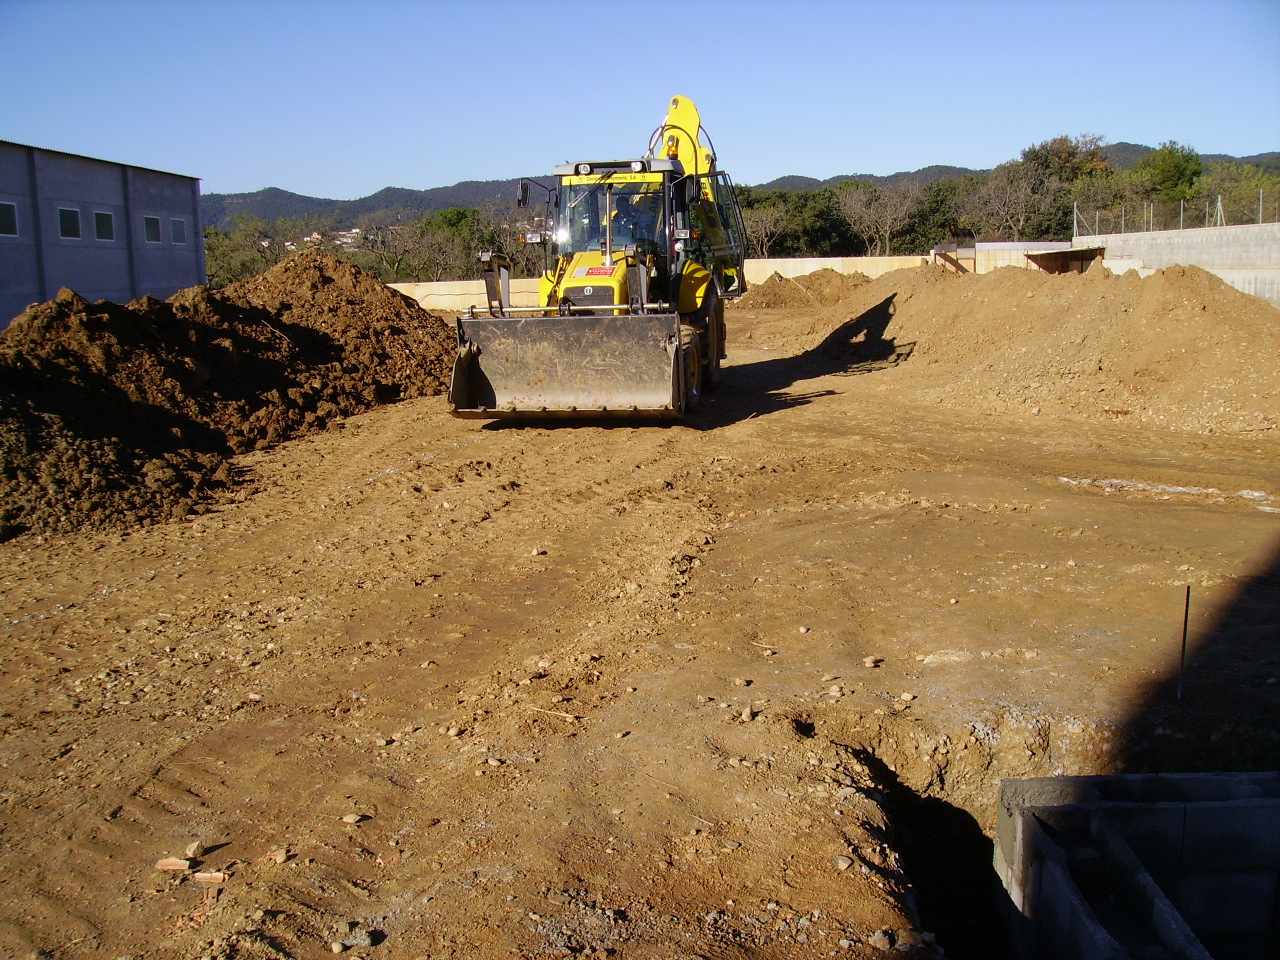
[0,139,200,183]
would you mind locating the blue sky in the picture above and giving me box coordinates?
[2,0,1277,199]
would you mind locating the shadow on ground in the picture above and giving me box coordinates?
[851,747,1013,960]
[696,294,911,427]
[1119,536,1280,772]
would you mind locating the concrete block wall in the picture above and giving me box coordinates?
[998,774,1280,960]
[1073,222,1280,305]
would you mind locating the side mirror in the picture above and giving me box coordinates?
[686,178,700,204]
[516,181,530,208]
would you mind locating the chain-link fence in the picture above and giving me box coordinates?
[1075,192,1280,236]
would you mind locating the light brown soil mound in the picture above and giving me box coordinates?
[736,268,871,309]
[732,263,1280,437]
[0,252,453,539]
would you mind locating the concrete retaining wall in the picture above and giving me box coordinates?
[391,224,1280,311]
[997,773,1280,960]
[743,256,927,285]
[1073,222,1280,305]
[392,257,929,314]
[390,278,541,313]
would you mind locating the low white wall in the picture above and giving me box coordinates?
[390,279,541,312]
[393,259,928,313]
[390,239,1280,310]
[744,256,927,285]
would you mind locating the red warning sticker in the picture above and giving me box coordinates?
[585,266,616,276]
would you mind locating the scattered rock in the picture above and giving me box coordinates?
[341,813,367,824]
[868,928,893,950]
[154,857,192,871]
[832,855,853,871]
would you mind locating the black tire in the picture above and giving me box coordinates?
[679,324,702,413]
[704,286,724,391]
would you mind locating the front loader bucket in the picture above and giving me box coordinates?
[448,314,687,419]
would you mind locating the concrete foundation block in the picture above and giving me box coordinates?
[1105,802,1187,872]
[1166,870,1277,934]
[1182,799,1280,872]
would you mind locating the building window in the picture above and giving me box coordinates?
[171,218,187,244]
[95,211,115,241]
[144,216,161,243]
[0,202,16,236]
[59,207,81,239]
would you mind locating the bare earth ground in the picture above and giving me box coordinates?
[1,266,1278,960]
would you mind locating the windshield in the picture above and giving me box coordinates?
[556,179,665,255]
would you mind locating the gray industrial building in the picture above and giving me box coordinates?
[0,140,205,328]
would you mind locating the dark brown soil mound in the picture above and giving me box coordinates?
[0,252,454,539]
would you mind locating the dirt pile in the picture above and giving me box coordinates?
[736,268,871,309]
[0,252,454,539]
[732,263,1280,436]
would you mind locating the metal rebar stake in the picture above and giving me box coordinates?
[1177,584,1191,701]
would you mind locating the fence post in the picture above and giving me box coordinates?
[1180,199,1184,230]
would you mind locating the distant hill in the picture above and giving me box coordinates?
[1100,142,1153,169]
[201,149,1277,228]
[201,178,555,231]
[1104,142,1280,173]
[754,165,981,192]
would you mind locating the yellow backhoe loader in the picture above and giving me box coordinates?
[447,95,747,419]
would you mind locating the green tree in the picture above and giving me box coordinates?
[1197,160,1280,224]
[1128,141,1201,203]
[894,176,977,254]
